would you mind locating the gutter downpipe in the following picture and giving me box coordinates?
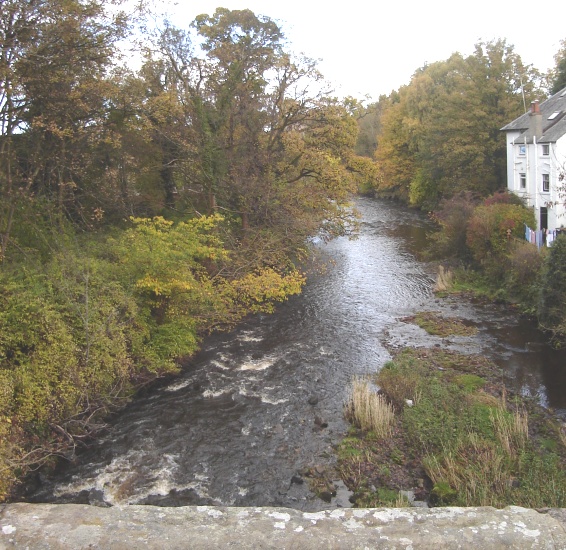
[534,135,539,229]
[524,135,532,213]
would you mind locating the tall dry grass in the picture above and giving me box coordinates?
[346,377,395,439]
[424,433,509,506]
[424,403,530,506]
[491,405,529,456]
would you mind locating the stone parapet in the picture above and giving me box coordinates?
[2,503,566,549]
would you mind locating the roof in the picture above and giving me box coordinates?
[501,86,566,143]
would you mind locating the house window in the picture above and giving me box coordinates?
[542,144,550,156]
[518,145,526,156]
[519,173,526,189]
[542,174,550,192]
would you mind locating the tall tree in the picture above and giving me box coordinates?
[136,9,366,272]
[374,40,540,209]
[550,38,566,94]
[0,0,127,260]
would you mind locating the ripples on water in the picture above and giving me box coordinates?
[28,197,566,510]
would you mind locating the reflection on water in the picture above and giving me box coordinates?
[26,197,566,510]
[486,316,566,411]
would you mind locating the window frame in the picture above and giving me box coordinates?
[542,144,550,156]
[518,144,526,156]
[519,173,526,189]
[542,173,550,192]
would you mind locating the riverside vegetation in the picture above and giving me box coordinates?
[0,4,375,500]
[340,343,566,509]
[335,192,566,509]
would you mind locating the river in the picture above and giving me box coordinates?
[27,197,566,511]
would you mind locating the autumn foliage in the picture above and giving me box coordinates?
[0,4,376,499]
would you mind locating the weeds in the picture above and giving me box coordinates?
[403,311,478,337]
[346,377,395,439]
[338,345,566,509]
[491,405,529,456]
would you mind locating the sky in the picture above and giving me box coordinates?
[161,0,565,100]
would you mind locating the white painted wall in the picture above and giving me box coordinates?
[505,132,566,231]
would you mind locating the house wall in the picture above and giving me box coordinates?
[505,132,566,231]
[505,130,522,195]
[556,135,566,229]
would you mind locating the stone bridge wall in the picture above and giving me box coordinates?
[2,503,566,549]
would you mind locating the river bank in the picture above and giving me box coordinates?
[17,197,566,511]
[331,308,566,510]
[322,213,566,509]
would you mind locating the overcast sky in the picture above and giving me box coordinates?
[163,0,565,100]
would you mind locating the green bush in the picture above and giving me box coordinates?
[0,212,308,500]
[505,240,546,307]
[538,235,566,344]
[466,202,535,269]
[427,192,478,260]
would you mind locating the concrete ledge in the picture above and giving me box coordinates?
[2,503,566,549]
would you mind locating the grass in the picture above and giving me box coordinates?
[402,311,478,337]
[354,487,410,508]
[337,345,566,509]
[345,377,395,439]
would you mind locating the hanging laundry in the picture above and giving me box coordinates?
[525,224,530,242]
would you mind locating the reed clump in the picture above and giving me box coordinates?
[346,377,395,439]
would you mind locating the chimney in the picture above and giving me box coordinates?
[529,100,543,138]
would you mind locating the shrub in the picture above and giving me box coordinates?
[427,192,478,259]
[505,240,546,306]
[466,202,536,272]
[538,234,566,344]
[0,213,308,500]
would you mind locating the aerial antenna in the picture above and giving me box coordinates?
[520,73,527,113]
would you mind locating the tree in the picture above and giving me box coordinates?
[135,9,365,272]
[0,0,127,260]
[0,6,372,499]
[374,40,541,209]
[373,90,416,202]
[550,39,566,95]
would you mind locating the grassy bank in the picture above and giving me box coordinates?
[337,322,566,508]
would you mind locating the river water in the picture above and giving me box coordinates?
[28,197,566,511]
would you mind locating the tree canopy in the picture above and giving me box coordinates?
[371,40,543,208]
[0,3,377,499]
[550,38,566,94]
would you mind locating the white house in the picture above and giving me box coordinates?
[501,86,566,232]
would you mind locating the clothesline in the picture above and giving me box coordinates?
[524,224,564,248]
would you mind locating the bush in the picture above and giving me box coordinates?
[427,192,478,259]
[505,240,546,306]
[0,213,308,500]
[466,201,536,274]
[539,235,566,344]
